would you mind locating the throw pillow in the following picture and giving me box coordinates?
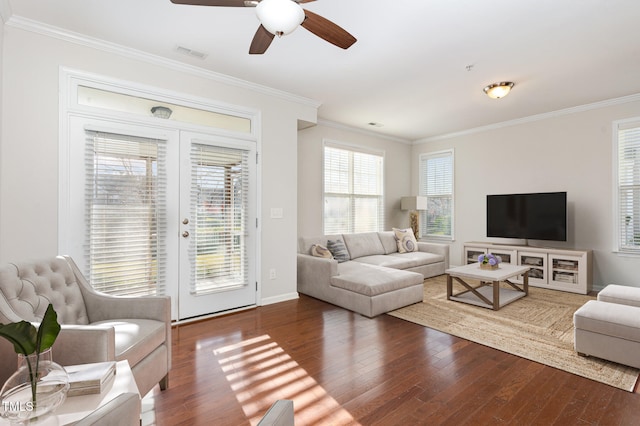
[393,227,418,253]
[326,239,350,263]
[310,244,333,259]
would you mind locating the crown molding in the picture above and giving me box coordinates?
[315,119,412,145]
[5,15,321,109]
[416,92,640,144]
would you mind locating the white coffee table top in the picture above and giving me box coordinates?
[446,262,530,281]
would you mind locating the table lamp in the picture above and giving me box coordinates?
[401,196,428,239]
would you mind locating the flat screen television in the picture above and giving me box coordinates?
[486,192,567,242]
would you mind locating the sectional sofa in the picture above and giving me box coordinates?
[297,231,449,317]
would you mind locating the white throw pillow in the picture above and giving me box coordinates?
[310,244,333,259]
[393,227,418,253]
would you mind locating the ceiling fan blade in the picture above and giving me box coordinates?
[249,25,275,54]
[300,9,356,49]
[170,0,250,6]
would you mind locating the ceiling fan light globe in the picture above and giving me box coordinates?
[256,0,305,36]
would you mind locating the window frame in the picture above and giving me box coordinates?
[322,140,385,235]
[613,118,640,255]
[418,149,455,241]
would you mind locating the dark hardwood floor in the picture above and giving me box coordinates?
[145,294,640,425]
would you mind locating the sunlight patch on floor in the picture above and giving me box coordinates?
[214,334,360,425]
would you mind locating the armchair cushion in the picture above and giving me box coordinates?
[92,319,166,368]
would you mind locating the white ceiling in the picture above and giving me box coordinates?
[5,0,640,141]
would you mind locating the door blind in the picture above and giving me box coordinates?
[85,131,167,296]
[617,123,640,252]
[323,144,384,234]
[189,143,249,294]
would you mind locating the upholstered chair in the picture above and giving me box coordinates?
[258,400,295,426]
[0,256,171,397]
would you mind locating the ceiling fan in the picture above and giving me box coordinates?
[170,0,357,54]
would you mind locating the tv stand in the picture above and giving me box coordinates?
[463,242,592,294]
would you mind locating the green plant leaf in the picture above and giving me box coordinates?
[0,320,37,355]
[35,304,61,353]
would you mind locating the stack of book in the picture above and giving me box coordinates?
[65,361,117,397]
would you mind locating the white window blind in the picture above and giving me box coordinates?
[616,121,640,253]
[419,150,454,240]
[323,143,384,234]
[85,131,167,296]
[189,144,249,294]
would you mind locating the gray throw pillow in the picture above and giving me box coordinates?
[327,240,350,263]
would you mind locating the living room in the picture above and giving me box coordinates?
[2,1,640,424]
[2,1,640,305]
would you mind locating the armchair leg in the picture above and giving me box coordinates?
[159,374,169,391]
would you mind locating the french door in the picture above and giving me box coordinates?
[64,118,257,320]
[178,132,257,319]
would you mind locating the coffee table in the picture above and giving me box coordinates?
[445,263,530,310]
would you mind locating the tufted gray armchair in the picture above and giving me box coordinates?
[0,256,171,397]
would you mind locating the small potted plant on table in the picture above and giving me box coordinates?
[478,253,501,270]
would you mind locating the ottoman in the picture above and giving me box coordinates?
[597,283,640,307]
[573,299,640,369]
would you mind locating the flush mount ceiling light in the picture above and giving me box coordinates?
[256,0,305,36]
[483,82,515,99]
[151,106,173,119]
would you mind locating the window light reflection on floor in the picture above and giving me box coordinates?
[214,334,358,425]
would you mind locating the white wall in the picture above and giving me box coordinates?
[0,8,5,248]
[297,123,412,238]
[412,99,640,290]
[0,24,316,304]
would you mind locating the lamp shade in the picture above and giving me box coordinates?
[401,196,428,211]
[256,0,305,36]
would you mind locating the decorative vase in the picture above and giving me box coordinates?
[0,348,69,424]
[480,263,499,270]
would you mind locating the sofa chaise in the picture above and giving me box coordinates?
[297,231,449,317]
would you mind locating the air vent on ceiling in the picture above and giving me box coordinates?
[175,46,208,60]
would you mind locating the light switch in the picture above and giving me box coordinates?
[270,207,284,219]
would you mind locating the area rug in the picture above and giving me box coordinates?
[388,275,640,392]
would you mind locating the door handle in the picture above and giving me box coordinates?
[182,231,189,238]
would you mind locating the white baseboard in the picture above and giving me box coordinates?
[260,292,299,306]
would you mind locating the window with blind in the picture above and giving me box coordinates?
[86,131,167,296]
[615,119,640,253]
[189,144,250,294]
[323,143,384,234]
[419,150,454,240]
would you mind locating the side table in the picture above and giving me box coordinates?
[0,360,140,425]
